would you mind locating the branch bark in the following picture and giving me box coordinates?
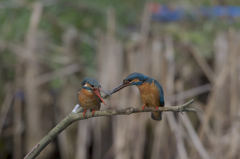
[24,99,195,159]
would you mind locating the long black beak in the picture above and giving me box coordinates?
[110,83,130,95]
[99,87,111,96]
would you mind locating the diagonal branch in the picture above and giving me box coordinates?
[24,99,195,159]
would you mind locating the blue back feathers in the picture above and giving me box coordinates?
[82,77,101,87]
[153,79,165,106]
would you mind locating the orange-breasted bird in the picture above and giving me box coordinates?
[110,72,165,121]
[78,77,110,117]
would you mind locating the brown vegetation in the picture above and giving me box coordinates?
[0,2,240,159]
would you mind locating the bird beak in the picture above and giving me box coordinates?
[99,87,111,96]
[110,83,130,94]
[92,87,110,106]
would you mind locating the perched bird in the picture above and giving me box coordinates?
[78,77,110,117]
[110,72,165,121]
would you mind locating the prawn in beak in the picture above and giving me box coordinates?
[92,87,110,106]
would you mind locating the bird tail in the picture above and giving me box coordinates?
[151,112,162,121]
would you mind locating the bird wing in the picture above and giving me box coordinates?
[153,80,165,106]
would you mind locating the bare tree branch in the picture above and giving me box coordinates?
[24,99,195,159]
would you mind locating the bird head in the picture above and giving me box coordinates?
[110,72,148,94]
[82,77,110,106]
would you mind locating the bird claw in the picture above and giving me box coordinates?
[91,110,97,116]
[83,110,87,117]
[142,105,146,110]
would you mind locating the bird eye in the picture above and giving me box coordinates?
[127,79,132,83]
[124,79,131,84]
[90,85,94,87]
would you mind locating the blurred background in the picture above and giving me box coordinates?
[0,0,240,159]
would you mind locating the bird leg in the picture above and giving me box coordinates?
[142,105,146,110]
[83,110,87,117]
[155,106,159,111]
[91,110,98,116]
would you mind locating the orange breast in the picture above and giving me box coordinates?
[78,88,101,111]
[137,81,161,107]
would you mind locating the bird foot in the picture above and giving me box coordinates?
[83,110,87,117]
[142,105,146,110]
[155,106,159,111]
[91,110,97,116]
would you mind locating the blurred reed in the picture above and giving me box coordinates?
[0,2,240,159]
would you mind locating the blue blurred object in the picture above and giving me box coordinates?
[200,6,240,17]
[150,3,240,22]
[151,4,184,22]
[15,90,24,101]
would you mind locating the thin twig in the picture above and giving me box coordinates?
[24,99,195,159]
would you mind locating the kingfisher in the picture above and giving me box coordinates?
[78,77,110,117]
[110,72,165,121]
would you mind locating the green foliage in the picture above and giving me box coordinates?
[0,8,30,41]
[1,0,240,87]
